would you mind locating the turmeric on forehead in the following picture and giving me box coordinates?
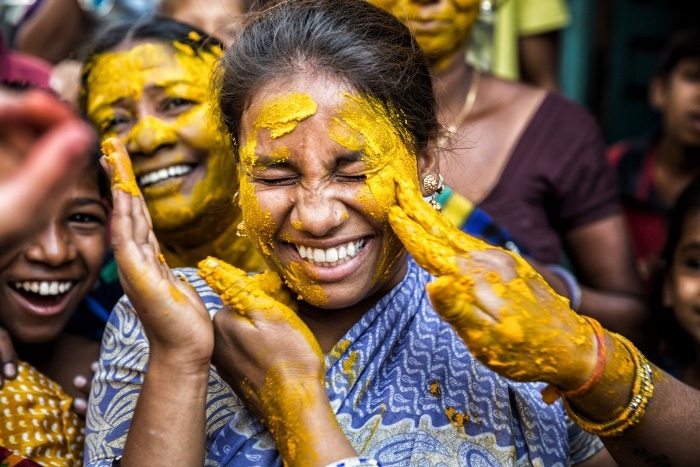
[86,41,221,120]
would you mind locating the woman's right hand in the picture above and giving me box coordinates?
[101,138,214,367]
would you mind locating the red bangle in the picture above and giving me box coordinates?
[561,316,607,398]
[541,316,607,404]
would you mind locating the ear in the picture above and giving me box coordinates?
[416,146,439,197]
[649,76,668,111]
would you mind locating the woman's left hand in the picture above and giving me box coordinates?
[388,178,597,391]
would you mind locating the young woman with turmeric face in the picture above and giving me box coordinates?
[84,2,624,466]
[81,18,265,271]
[368,0,649,346]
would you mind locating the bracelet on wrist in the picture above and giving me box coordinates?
[325,458,380,467]
[562,332,654,437]
[541,316,606,404]
[545,264,582,311]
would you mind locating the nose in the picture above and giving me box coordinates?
[24,222,77,267]
[290,185,348,237]
[124,115,178,156]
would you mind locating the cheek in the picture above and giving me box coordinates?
[240,180,279,259]
[78,235,108,283]
[176,105,225,150]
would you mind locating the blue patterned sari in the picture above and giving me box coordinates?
[84,259,602,466]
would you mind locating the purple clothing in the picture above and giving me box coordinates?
[478,93,621,264]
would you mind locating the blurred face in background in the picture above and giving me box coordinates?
[652,57,700,148]
[367,0,480,70]
[85,40,236,237]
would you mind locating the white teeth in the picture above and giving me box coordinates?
[325,248,338,263]
[13,281,73,296]
[139,165,193,187]
[313,248,325,263]
[295,239,365,267]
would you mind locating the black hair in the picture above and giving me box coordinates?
[79,14,224,114]
[216,0,439,160]
[655,26,700,78]
[651,177,700,366]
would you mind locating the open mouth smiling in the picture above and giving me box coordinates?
[295,239,366,267]
[11,280,76,306]
[138,164,195,187]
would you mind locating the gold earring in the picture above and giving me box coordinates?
[236,221,247,237]
[233,192,240,204]
[422,174,439,196]
[422,173,444,214]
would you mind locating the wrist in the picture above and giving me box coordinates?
[545,264,582,311]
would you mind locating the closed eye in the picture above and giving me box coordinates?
[254,175,300,186]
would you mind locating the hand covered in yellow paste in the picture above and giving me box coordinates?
[199,257,337,464]
[101,138,214,367]
[388,179,596,391]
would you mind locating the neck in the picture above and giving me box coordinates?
[160,208,266,271]
[432,47,476,128]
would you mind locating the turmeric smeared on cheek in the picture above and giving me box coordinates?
[86,42,235,234]
[239,93,328,306]
[331,94,417,286]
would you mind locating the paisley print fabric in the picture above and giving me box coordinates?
[84,259,602,466]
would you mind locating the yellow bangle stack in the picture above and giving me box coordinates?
[562,332,654,437]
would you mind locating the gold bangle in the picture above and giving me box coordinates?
[563,332,654,437]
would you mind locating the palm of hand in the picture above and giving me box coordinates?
[102,138,213,362]
[198,258,324,420]
[388,179,593,388]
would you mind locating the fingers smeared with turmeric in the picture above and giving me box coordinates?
[198,256,298,314]
[100,137,140,196]
[388,178,595,389]
[197,256,315,350]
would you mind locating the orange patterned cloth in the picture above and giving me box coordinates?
[0,362,84,466]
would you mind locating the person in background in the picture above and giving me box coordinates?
[608,26,700,282]
[648,177,700,389]
[369,0,648,346]
[13,0,155,64]
[0,82,99,466]
[84,0,614,464]
[467,0,569,91]
[158,0,249,46]
[79,16,265,272]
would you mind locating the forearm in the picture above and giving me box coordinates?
[567,332,700,465]
[14,0,88,63]
[120,359,211,466]
[261,373,357,466]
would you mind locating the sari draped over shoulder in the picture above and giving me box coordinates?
[85,260,601,466]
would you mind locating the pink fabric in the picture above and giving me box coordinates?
[0,34,51,88]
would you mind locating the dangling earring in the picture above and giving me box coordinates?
[422,173,444,213]
[236,221,247,237]
[232,191,240,205]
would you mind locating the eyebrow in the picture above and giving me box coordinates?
[252,151,365,168]
[72,197,109,215]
